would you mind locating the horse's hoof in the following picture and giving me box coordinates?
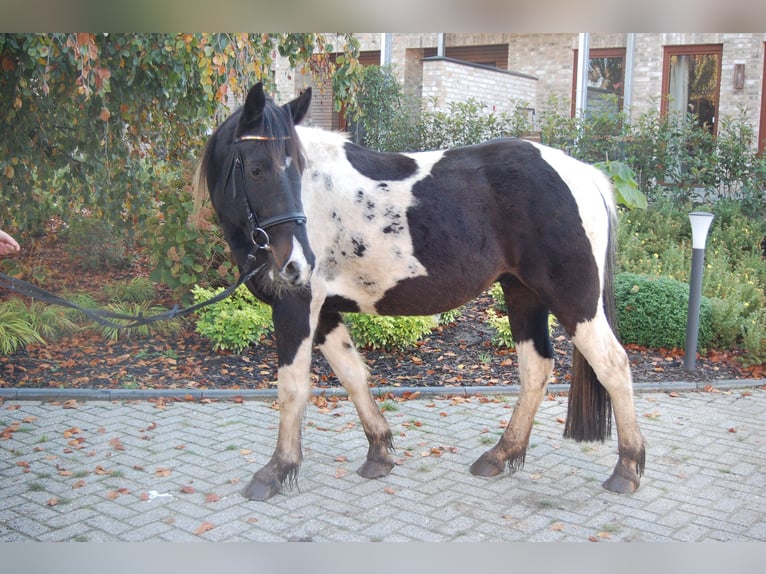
[602,469,640,494]
[357,459,394,479]
[469,455,504,477]
[242,474,282,501]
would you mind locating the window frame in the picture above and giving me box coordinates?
[660,43,723,136]
[571,47,627,117]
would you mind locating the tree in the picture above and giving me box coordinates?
[0,33,361,239]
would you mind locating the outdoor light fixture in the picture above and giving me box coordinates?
[685,211,715,371]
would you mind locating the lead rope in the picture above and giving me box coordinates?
[0,257,265,330]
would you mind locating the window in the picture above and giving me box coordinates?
[571,47,626,117]
[661,44,722,135]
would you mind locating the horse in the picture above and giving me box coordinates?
[193,82,646,501]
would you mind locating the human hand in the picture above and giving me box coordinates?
[0,229,20,255]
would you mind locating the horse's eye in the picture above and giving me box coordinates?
[250,166,264,178]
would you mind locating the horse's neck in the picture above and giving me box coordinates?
[295,125,348,160]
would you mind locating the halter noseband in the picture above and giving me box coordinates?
[227,134,307,252]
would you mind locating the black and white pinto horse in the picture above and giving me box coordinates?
[195,83,646,501]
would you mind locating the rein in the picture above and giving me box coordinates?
[0,256,265,331]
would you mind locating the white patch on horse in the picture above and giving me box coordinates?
[286,235,312,284]
[530,142,614,293]
[297,127,443,313]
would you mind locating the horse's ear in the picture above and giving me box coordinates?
[240,82,267,128]
[284,87,312,125]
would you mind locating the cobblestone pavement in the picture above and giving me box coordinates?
[2,385,765,542]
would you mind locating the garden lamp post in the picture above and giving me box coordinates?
[684,211,715,371]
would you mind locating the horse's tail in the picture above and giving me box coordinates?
[563,194,616,443]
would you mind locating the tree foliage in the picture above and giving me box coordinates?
[0,33,361,239]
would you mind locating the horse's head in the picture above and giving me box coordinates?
[205,82,314,289]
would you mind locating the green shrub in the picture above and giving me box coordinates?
[345,313,436,351]
[23,300,79,341]
[97,302,183,342]
[0,301,45,354]
[191,284,273,353]
[614,273,714,350]
[102,277,156,303]
[741,308,766,366]
[147,177,234,300]
[487,311,515,349]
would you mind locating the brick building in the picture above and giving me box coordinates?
[273,33,766,153]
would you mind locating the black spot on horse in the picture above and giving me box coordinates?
[382,206,404,234]
[355,189,365,204]
[352,236,367,257]
[345,141,417,181]
[364,199,376,221]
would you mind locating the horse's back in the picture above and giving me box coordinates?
[300,132,614,321]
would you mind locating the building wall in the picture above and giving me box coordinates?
[421,58,537,114]
[273,33,766,148]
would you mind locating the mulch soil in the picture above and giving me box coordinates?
[1,239,763,393]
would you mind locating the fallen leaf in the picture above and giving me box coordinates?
[383,487,396,495]
[335,468,349,479]
[194,521,215,535]
[72,480,86,489]
[728,427,737,433]
[63,427,81,438]
[180,485,195,494]
[550,522,565,531]
[155,467,172,478]
[47,497,59,506]
[204,493,220,503]
[62,400,79,409]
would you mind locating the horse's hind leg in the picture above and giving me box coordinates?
[471,280,554,477]
[571,316,645,493]
[316,311,395,479]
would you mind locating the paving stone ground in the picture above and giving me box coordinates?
[1,386,765,542]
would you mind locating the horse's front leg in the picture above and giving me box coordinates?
[316,311,395,479]
[243,294,316,501]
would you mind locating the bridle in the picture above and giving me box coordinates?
[224,134,307,253]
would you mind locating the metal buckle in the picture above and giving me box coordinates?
[252,227,271,251]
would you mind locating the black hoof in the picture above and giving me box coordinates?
[602,470,640,494]
[242,474,282,501]
[603,446,645,494]
[469,454,505,477]
[357,458,395,479]
[242,461,297,501]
